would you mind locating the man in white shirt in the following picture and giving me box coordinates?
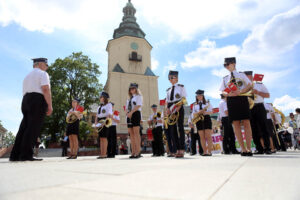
[245,71,272,154]
[10,58,52,162]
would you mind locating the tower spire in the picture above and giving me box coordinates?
[113,0,145,39]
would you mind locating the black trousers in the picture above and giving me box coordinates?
[62,142,68,157]
[250,103,271,152]
[10,93,47,160]
[168,105,185,150]
[107,125,117,157]
[222,117,237,153]
[152,126,164,155]
[165,128,177,154]
[190,128,203,154]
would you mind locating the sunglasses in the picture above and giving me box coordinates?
[169,76,178,80]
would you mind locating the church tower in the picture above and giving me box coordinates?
[104,0,159,134]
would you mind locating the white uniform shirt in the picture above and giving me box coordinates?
[188,113,193,125]
[23,68,50,95]
[148,112,164,127]
[111,113,120,126]
[192,102,213,115]
[219,100,228,118]
[166,84,187,103]
[219,70,251,92]
[296,114,300,129]
[97,103,113,119]
[275,113,282,125]
[126,94,143,112]
[264,103,275,120]
[254,83,269,104]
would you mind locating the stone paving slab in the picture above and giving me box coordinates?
[0,151,299,200]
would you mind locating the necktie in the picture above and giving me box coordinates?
[170,86,175,101]
[231,72,236,84]
[128,96,134,112]
[98,104,103,114]
[199,102,203,110]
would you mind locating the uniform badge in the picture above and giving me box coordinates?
[175,93,181,99]
[102,109,106,114]
[237,80,243,87]
[133,101,136,105]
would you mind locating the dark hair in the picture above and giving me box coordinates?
[101,96,108,105]
[295,108,300,113]
[195,95,206,104]
[290,113,294,117]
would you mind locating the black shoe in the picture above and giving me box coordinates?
[9,157,19,162]
[107,155,115,158]
[67,156,73,159]
[232,150,240,154]
[20,157,43,161]
[138,154,143,158]
[224,152,231,155]
[129,155,135,159]
[167,154,174,157]
[264,150,272,155]
[254,151,264,155]
[246,152,253,156]
[190,153,196,156]
[97,156,106,159]
[241,152,248,156]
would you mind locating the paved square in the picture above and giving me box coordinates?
[0,151,299,200]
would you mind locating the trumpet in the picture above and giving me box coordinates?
[167,97,187,126]
[192,103,211,124]
[66,111,81,124]
[150,112,162,129]
[97,118,112,132]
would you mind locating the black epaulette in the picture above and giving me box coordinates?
[223,75,229,78]
[178,84,184,87]
[166,87,171,92]
[256,82,263,84]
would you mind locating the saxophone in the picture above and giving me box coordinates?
[192,103,211,124]
[167,97,187,126]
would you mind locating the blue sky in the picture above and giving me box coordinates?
[1,0,300,134]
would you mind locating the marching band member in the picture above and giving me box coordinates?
[166,71,187,158]
[188,104,203,156]
[107,102,120,158]
[220,57,253,156]
[219,94,239,154]
[126,83,143,159]
[148,104,165,157]
[264,103,277,153]
[10,58,52,162]
[245,71,272,154]
[95,92,112,159]
[66,98,82,159]
[192,90,213,156]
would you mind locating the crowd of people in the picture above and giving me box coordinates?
[9,57,300,162]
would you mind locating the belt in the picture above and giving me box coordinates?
[98,117,106,120]
[254,103,264,105]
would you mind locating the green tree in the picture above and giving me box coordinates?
[42,52,102,142]
[79,121,94,146]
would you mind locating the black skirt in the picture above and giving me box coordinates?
[227,96,250,121]
[66,120,79,136]
[196,115,212,131]
[98,126,109,138]
[127,111,141,128]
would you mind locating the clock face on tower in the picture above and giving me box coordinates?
[130,42,139,50]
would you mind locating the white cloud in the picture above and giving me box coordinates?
[273,95,300,114]
[151,58,159,71]
[181,40,240,68]
[163,62,177,75]
[135,0,299,40]
[181,6,300,72]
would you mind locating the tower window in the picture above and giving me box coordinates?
[129,51,142,61]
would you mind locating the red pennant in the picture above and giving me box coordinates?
[213,108,219,113]
[76,105,84,113]
[113,110,120,116]
[253,74,264,82]
[228,83,237,91]
[123,105,126,111]
[160,99,166,106]
[190,104,194,110]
